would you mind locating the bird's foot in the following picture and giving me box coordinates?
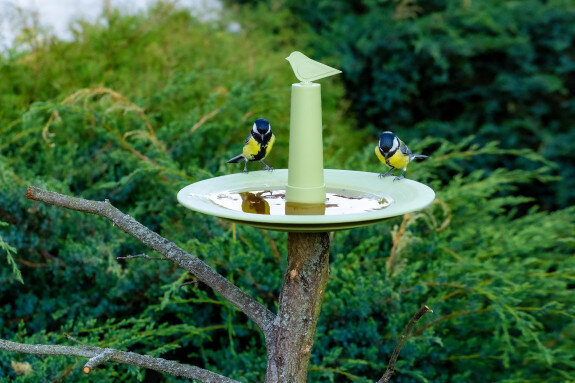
[393,175,405,181]
[379,168,395,178]
[260,161,274,171]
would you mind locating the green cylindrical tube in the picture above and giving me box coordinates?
[285,82,326,204]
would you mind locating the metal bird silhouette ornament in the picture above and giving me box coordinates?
[286,51,342,83]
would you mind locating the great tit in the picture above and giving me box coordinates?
[375,131,428,180]
[227,118,275,172]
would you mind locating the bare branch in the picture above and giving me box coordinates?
[0,339,239,383]
[64,333,90,347]
[377,305,433,383]
[190,108,220,133]
[83,348,117,374]
[25,186,275,335]
[117,253,168,260]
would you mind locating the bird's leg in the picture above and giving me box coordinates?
[394,168,407,181]
[379,167,395,178]
[243,159,249,173]
[260,160,274,171]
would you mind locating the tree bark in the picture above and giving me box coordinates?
[25,187,275,334]
[265,232,330,383]
[0,339,239,383]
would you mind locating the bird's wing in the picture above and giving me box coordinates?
[399,140,412,156]
[244,134,252,145]
[264,134,276,158]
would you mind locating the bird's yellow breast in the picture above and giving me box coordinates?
[387,150,410,169]
[375,146,410,169]
[243,134,275,161]
[243,137,261,160]
[375,146,386,164]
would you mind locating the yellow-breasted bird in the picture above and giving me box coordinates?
[375,131,428,180]
[227,118,275,172]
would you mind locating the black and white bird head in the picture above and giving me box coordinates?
[378,131,400,159]
[252,118,272,140]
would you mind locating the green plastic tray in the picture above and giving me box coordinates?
[177,169,435,232]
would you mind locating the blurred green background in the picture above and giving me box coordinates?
[0,1,574,382]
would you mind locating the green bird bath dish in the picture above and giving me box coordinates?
[177,169,435,232]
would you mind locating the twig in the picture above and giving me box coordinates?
[59,88,158,142]
[261,229,281,263]
[190,108,220,133]
[64,333,90,347]
[412,307,491,337]
[241,111,254,122]
[179,280,198,288]
[117,254,168,260]
[25,186,275,335]
[377,305,433,383]
[83,348,118,374]
[0,339,239,383]
[15,258,47,267]
[387,214,409,273]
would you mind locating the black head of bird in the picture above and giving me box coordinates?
[378,131,400,160]
[253,118,272,141]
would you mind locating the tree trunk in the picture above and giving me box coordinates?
[265,232,330,383]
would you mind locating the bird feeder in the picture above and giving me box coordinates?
[177,51,435,231]
[177,52,435,381]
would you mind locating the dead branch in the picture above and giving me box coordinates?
[190,108,220,133]
[25,186,275,335]
[116,253,168,260]
[0,339,239,383]
[387,214,410,273]
[83,348,118,374]
[377,305,433,383]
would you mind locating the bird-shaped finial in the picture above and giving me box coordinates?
[286,51,342,83]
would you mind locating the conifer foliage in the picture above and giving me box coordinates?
[1,3,574,382]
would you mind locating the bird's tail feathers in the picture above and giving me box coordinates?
[410,154,429,161]
[227,154,245,164]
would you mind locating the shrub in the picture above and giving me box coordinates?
[1,3,573,382]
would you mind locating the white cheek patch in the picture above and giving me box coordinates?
[252,123,258,135]
[390,137,399,153]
